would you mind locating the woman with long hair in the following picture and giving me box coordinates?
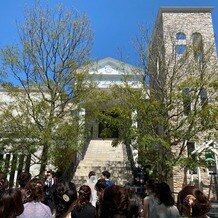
[143,179,159,218]
[153,182,180,218]
[0,188,24,218]
[177,185,211,217]
[71,185,96,218]
[17,172,32,203]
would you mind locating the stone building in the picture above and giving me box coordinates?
[72,57,143,187]
[0,7,217,197]
[0,57,143,187]
[149,7,217,198]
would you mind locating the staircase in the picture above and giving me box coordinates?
[72,139,133,188]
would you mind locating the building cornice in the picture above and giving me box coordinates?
[159,6,213,14]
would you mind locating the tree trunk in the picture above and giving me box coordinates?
[40,144,49,176]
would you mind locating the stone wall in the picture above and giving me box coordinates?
[150,8,218,199]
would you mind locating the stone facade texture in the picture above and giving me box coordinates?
[150,7,217,199]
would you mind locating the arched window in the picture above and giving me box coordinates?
[192,32,203,63]
[192,32,203,47]
[176,32,186,55]
[176,32,186,40]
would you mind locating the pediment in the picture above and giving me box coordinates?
[85,57,143,89]
[89,57,139,75]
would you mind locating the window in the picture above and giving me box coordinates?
[175,32,186,55]
[176,45,187,55]
[187,141,195,157]
[192,32,202,47]
[200,88,208,106]
[192,32,203,64]
[176,32,186,40]
[183,87,191,115]
[187,141,197,174]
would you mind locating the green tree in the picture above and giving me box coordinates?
[134,27,218,180]
[101,27,218,181]
[0,2,93,176]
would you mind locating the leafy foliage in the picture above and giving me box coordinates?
[0,2,93,175]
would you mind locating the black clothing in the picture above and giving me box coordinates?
[71,204,96,218]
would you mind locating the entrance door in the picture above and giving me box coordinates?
[98,111,119,138]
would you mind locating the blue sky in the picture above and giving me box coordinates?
[0,0,217,66]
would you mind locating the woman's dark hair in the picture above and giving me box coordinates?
[100,185,129,218]
[88,171,95,178]
[17,172,32,188]
[95,179,108,192]
[0,172,9,197]
[177,185,211,217]
[25,178,44,202]
[53,181,77,218]
[146,179,159,193]
[73,185,91,211]
[156,182,175,207]
[0,188,24,218]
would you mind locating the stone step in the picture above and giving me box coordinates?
[72,139,133,188]
[75,166,132,173]
[74,167,132,177]
[77,162,131,168]
[84,151,124,156]
[83,153,124,157]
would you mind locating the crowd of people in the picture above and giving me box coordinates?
[0,169,212,218]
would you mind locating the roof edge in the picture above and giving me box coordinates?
[159,6,213,13]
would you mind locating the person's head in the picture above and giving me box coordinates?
[0,188,24,218]
[74,185,91,210]
[95,178,108,200]
[88,171,97,184]
[45,170,53,179]
[25,178,44,202]
[17,172,32,188]
[102,170,111,179]
[0,172,9,196]
[145,179,159,195]
[156,182,175,207]
[101,185,129,218]
[53,181,77,218]
[88,171,96,178]
[177,186,211,217]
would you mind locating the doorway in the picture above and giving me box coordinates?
[98,111,119,138]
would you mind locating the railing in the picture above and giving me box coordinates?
[0,152,31,187]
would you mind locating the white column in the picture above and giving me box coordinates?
[131,110,139,167]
